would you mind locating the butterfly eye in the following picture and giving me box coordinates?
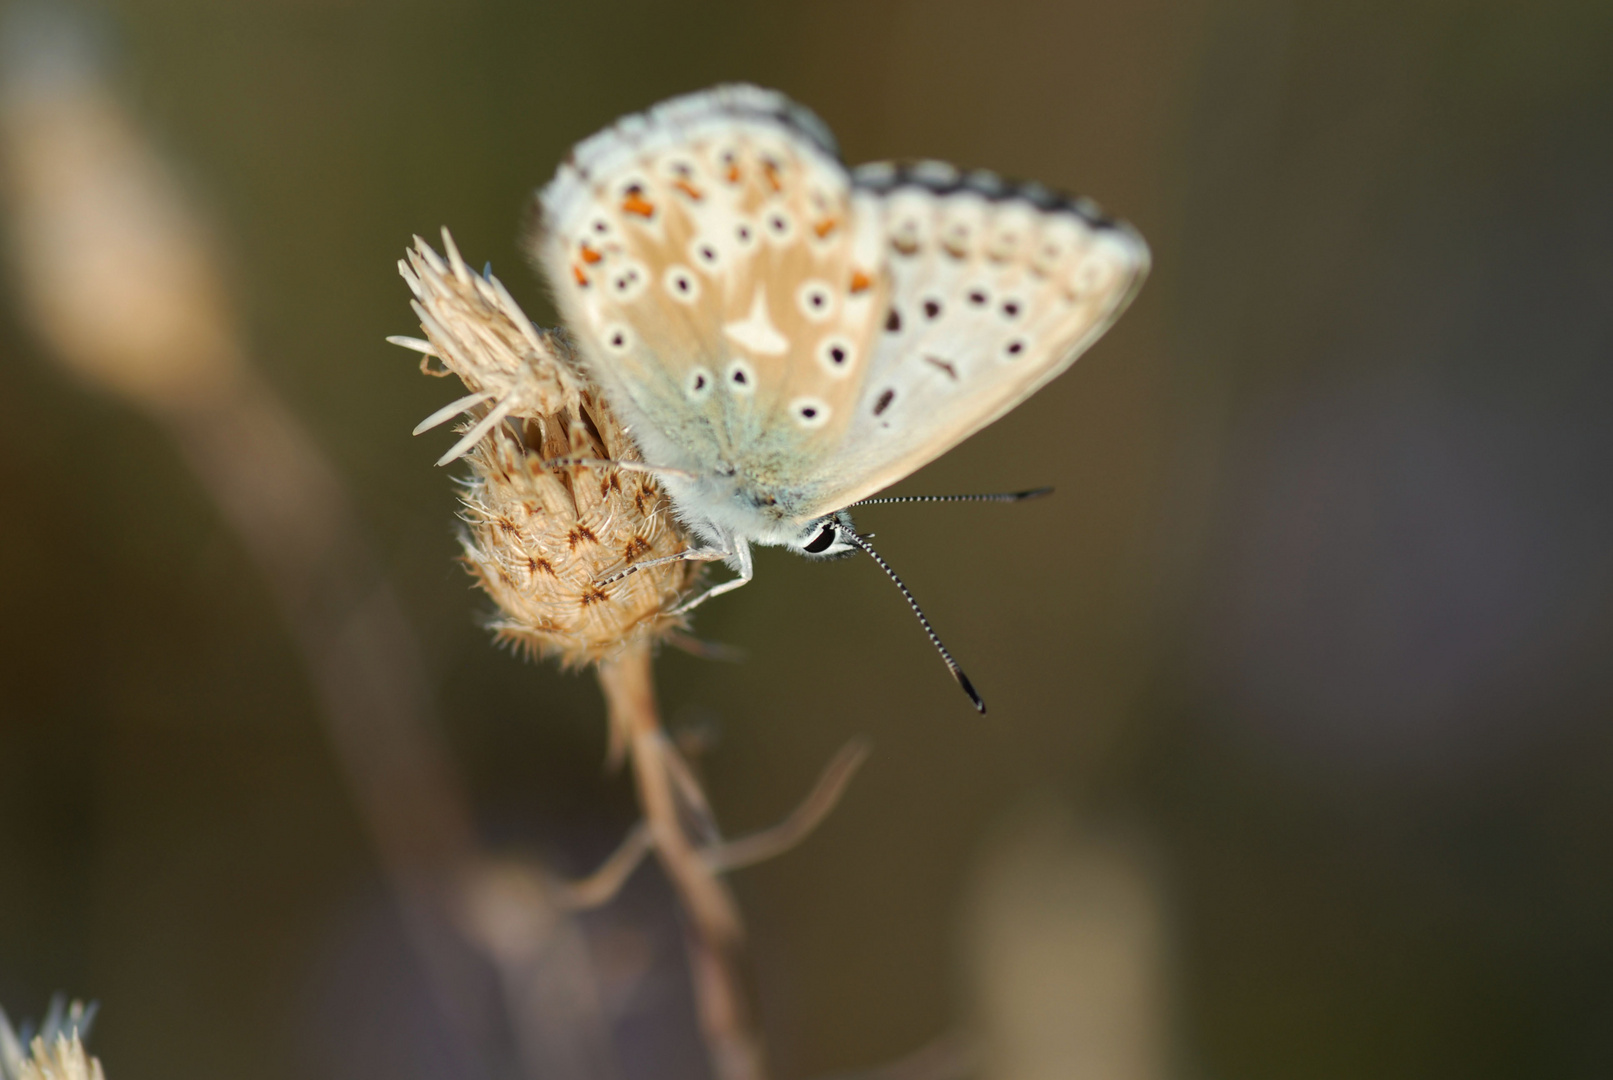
[802,522,838,554]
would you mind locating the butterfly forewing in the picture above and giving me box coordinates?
[536,88,889,500]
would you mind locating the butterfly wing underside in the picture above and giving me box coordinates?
[534,86,890,504]
[804,164,1150,516]
[535,86,1149,529]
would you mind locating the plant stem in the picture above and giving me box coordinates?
[598,643,768,1080]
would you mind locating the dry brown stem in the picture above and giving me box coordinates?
[598,643,766,1080]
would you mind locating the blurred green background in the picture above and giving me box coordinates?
[2,1,1611,1078]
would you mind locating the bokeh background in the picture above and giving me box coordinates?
[2,1,1611,1078]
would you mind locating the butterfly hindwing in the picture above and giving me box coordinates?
[800,162,1150,515]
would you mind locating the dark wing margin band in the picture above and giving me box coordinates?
[851,159,1128,233]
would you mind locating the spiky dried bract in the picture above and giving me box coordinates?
[2,1038,104,1080]
[398,231,582,442]
[400,232,698,667]
[0,1001,104,1080]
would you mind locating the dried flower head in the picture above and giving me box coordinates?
[396,233,698,667]
[0,1000,104,1080]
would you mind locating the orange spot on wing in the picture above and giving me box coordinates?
[622,192,655,218]
[725,163,741,183]
[761,161,782,192]
[813,217,838,239]
[579,243,603,264]
[673,179,704,201]
[849,270,872,294]
[572,264,590,286]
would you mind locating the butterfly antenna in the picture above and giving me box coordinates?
[840,529,986,714]
[851,487,1053,507]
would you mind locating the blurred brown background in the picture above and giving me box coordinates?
[2,1,1611,1078]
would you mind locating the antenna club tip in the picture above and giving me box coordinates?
[955,670,986,713]
[1019,486,1055,500]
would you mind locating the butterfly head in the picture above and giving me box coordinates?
[788,510,858,560]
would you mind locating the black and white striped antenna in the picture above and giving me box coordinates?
[840,528,985,714]
[851,487,1052,508]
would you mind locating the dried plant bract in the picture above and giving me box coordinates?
[0,1001,104,1080]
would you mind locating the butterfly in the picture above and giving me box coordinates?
[525,85,1148,709]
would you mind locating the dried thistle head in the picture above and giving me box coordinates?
[397,232,698,667]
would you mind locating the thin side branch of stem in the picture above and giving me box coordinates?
[705,740,871,872]
[558,822,654,911]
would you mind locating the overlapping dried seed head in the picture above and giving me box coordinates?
[397,232,698,667]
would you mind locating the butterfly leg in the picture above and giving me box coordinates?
[596,546,730,587]
[671,540,754,616]
[540,456,698,481]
